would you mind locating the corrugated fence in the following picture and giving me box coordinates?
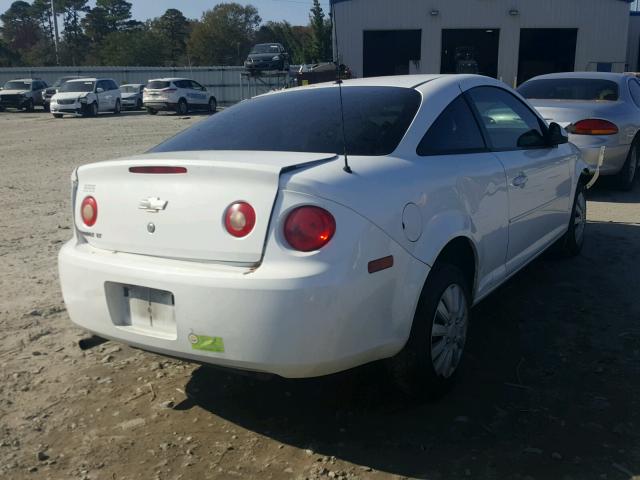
[0,66,291,106]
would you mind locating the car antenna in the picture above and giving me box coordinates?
[331,1,352,174]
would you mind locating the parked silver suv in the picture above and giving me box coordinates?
[0,78,48,111]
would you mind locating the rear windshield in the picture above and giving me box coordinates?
[518,79,619,101]
[60,81,94,93]
[3,81,31,90]
[146,81,171,90]
[150,86,421,156]
[121,85,140,93]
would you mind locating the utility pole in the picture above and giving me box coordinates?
[50,0,60,65]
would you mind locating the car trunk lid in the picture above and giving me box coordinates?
[527,99,620,128]
[75,151,336,263]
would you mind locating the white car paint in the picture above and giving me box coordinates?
[58,74,587,379]
[50,78,121,117]
[143,77,215,114]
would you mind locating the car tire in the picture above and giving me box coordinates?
[136,99,143,110]
[615,142,639,191]
[53,114,63,119]
[388,263,471,400]
[177,99,188,116]
[43,104,50,112]
[113,99,121,114]
[25,99,34,112]
[84,102,98,117]
[208,97,217,114]
[555,182,587,257]
[147,108,158,115]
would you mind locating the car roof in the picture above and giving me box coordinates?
[121,83,143,86]
[524,72,629,83]
[147,78,188,82]
[66,78,113,82]
[312,74,445,89]
[8,78,40,82]
[265,74,504,100]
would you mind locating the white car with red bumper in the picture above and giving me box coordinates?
[59,75,589,396]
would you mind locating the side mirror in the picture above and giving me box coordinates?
[96,87,104,93]
[547,122,569,146]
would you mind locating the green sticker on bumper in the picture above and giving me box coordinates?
[189,334,225,353]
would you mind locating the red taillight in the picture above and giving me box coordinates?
[567,119,619,135]
[80,196,98,227]
[129,166,187,174]
[224,202,256,238]
[284,206,336,252]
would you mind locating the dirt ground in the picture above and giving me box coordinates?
[0,109,639,480]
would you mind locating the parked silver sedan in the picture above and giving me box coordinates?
[119,83,144,110]
[518,72,640,190]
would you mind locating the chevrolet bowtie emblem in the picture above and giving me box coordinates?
[139,197,168,212]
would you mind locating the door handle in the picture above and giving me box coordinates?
[512,173,529,188]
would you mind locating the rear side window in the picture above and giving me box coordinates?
[417,95,486,156]
[629,79,640,108]
[468,86,547,151]
[147,81,170,90]
[518,78,619,101]
[150,86,422,156]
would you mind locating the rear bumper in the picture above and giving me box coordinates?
[144,101,177,111]
[569,136,629,175]
[59,232,427,378]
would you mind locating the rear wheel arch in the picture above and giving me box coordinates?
[431,236,477,299]
[389,238,477,399]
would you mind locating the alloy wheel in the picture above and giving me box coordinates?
[629,145,638,183]
[574,190,587,246]
[431,283,468,379]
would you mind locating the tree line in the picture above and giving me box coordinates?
[0,0,333,67]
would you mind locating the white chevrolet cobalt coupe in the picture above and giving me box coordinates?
[59,75,588,396]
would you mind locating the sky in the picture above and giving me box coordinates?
[0,0,332,25]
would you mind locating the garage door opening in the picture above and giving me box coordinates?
[441,29,500,78]
[363,30,422,77]
[518,29,577,85]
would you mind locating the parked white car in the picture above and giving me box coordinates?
[143,78,217,115]
[50,78,121,118]
[59,75,589,397]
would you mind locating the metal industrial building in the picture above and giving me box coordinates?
[331,0,635,85]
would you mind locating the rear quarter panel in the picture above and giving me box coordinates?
[282,77,510,300]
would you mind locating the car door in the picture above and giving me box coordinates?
[188,80,207,106]
[415,94,510,299]
[110,80,121,106]
[466,86,573,275]
[33,81,44,104]
[96,80,110,111]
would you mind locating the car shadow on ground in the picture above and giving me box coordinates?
[179,221,639,479]
[587,179,640,204]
